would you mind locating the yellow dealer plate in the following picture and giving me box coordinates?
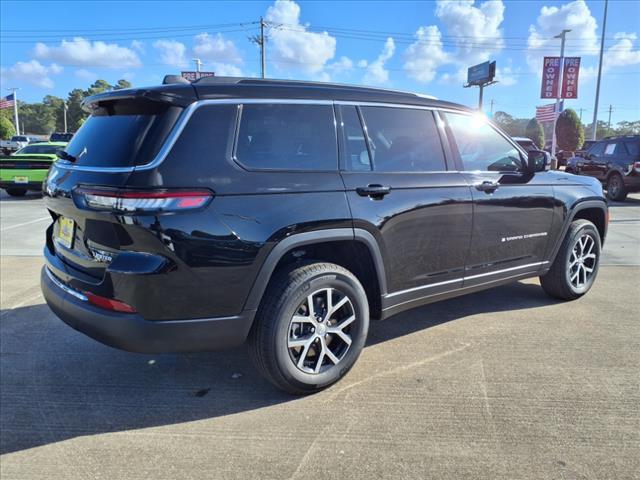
[13,176,29,184]
[57,217,75,249]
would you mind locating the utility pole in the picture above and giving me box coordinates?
[6,87,20,135]
[551,29,571,160]
[607,104,613,135]
[489,99,495,115]
[63,101,68,134]
[591,0,608,140]
[192,58,203,73]
[250,17,267,78]
[579,107,583,122]
[260,17,266,78]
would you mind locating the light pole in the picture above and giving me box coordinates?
[591,0,608,140]
[551,29,571,160]
[192,58,202,73]
[63,101,68,134]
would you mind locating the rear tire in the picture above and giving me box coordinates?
[249,262,369,395]
[606,173,627,202]
[5,188,27,197]
[540,219,601,300]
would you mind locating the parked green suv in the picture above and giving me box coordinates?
[0,141,67,197]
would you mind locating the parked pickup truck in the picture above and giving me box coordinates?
[1,135,40,155]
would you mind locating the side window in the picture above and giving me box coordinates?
[604,142,617,156]
[625,141,639,157]
[589,142,606,157]
[444,112,523,172]
[614,142,628,155]
[235,104,337,170]
[340,106,371,171]
[359,106,446,172]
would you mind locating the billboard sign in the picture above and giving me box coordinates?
[561,57,581,99]
[181,71,215,82]
[540,57,561,99]
[467,61,496,86]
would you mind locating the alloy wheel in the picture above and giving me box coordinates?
[568,233,597,289]
[287,288,356,374]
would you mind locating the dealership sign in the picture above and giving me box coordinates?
[467,61,496,86]
[540,57,581,99]
[561,57,581,98]
[540,57,561,99]
[181,71,215,81]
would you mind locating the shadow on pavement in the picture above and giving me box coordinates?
[0,280,556,454]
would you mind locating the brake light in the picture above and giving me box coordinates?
[83,291,137,313]
[633,161,640,173]
[74,187,213,213]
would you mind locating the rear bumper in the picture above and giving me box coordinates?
[41,266,256,353]
[0,168,47,188]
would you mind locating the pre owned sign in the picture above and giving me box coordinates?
[540,56,581,99]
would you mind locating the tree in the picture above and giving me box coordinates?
[556,109,584,151]
[43,95,66,132]
[66,88,88,132]
[616,120,640,135]
[86,79,112,96]
[525,118,545,148]
[113,79,132,90]
[0,116,16,139]
[19,102,56,134]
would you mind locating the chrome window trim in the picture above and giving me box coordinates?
[385,261,549,298]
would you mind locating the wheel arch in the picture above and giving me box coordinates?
[546,200,608,268]
[243,228,387,319]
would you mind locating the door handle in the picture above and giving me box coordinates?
[475,181,499,193]
[356,184,391,199]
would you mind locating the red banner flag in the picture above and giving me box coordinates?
[561,57,581,99]
[540,57,561,99]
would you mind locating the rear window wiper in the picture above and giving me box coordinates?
[56,150,77,162]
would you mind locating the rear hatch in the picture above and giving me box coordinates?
[43,85,195,280]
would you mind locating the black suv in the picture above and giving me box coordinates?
[566,135,640,201]
[41,78,608,394]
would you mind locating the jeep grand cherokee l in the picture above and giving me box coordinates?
[41,77,608,394]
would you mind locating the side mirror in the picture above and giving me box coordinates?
[526,149,550,172]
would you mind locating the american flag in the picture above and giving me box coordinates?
[535,101,564,123]
[0,93,15,109]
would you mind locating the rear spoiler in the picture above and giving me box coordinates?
[82,84,197,113]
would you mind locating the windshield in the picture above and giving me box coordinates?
[63,99,181,168]
[16,144,63,155]
[11,136,27,142]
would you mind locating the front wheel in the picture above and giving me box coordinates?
[540,219,601,300]
[249,262,369,395]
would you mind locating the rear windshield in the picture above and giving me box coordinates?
[63,99,181,168]
[16,144,62,155]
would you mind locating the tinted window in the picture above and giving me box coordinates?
[444,113,522,172]
[625,141,640,157]
[64,99,180,168]
[340,106,371,171]
[359,106,445,172]
[236,104,337,170]
[589,142,606,156]
[16,144,62,155]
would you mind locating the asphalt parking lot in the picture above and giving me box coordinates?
[1,190,639,480]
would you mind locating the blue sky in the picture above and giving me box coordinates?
[1,0,639,123]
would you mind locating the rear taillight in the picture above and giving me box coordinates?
[633,162,640,173]
[83,291,137,313]
[73,187,213,213]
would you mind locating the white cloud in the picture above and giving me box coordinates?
[0,60,63,88]
[33,38,141,68]
[130,40,145,53]
[604,32,640,69]
[526,0,598,71]
[327,56,353,75]
[74,68,96,80]
[496,66,517,86]
[192,33,243,76]
[403,25,448,83]
[265,0,336,75]
[193,33,242,64]
[153,39,188,67]
[363,37,395,85]
[435,0,505,65]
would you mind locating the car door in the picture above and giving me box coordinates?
[337,104,473,309]
[441,111,555,286]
